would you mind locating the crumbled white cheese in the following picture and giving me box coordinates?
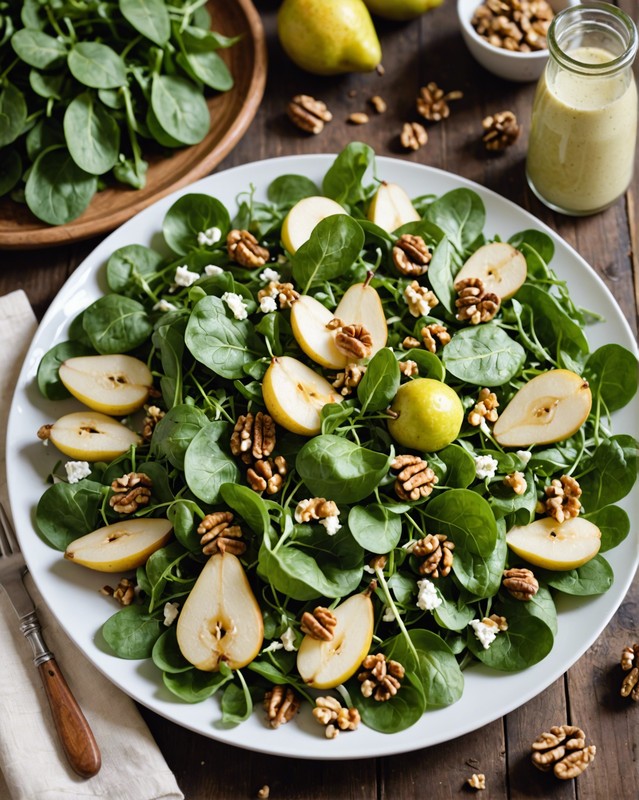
[197,226,222,247]
[260,267,281,284]
[475,454,499,480]
[416,578,442,611]
[260,295,278,314]
[469,618,499,649]
[262,640,284,653]
[174,265,200,287]
[382,606,396,622]
[153,299,177,313]
[281,626,298,652]
[204,264,224,277]
[163,602,180,627]
[319,515,342,536]
[64,460,91,484]
[516,449,532,467]
[221,291,248,321]
[403,282,437,317]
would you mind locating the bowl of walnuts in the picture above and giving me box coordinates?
[457,0,577,81]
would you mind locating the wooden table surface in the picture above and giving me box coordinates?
[1,2,637,798]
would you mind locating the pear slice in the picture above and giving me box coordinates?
[367,181,420,233]
[506,516,601,570]
[45,411,142,461]
[290,294,348,370]
[176,552,264,671]
[64,518,173,572]
[454,242,527,300]
[334,281,388,356]
[262,356,343,436]
[493,370,592,448]
[59,354,153,416]
[281,195,347,253]
[297,591,374,689]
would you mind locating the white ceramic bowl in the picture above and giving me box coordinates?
[457,0,576,82]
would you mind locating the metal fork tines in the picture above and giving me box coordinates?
[0,502,102,778]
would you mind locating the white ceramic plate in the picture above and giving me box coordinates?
[6,155,639,760]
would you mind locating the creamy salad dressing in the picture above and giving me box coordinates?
[526,46,638,214]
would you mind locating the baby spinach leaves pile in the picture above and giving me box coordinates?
[0,0,236,224]
[35,143,638,734]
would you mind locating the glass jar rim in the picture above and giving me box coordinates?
[548,1,638,76]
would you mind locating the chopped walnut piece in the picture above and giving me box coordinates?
[256,785,270,800]
[455,277,500,324]
[467,773,486,790]
[288,94,332,134]
[101,577,136,606]
[295,497,339,523]
[332,363,367,396]
[326,317,344,331]
[227,229,270,268]
[264,685,301,728]
[393,234,432,277]
[504,471,527,495]
[358,653,405,702]
[482,110,522,151]
[412,533,455,577]
[142,405,165,441]
[416,82,463,122]
[404,280,439,318]
[230,411,277,465]
[197,511,246,556]
[109,472,153,514]
[421,323,450,353]
[400,121,428,151]
[621,643,639,671]
[531,725,596,779]
[369,95,387,113]
[335,324,374,360]
[37,424,52,440]
[391,454,438,501]
[402,335,422,350]
[312,696,361,738]
[485,613,508,631]
[247,456,288,496]
[348,112,369,125]
[621,667,639,701]
[543,475,582,523]
[257,281,300,308]
[503,567,539,600]
[398,360,419,378]
[468,387,500,426]
[300,606,337,641]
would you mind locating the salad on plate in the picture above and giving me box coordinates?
[30,143,638,739]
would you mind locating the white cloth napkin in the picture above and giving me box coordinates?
[0,291,184,800]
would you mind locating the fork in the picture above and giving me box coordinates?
[0,503,101,778]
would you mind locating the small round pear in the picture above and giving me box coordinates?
[388,378,464,452]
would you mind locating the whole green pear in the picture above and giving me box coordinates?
[363,0,444,22]
[278,0,382,76]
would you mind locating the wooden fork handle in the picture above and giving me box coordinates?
[37,658,102,778]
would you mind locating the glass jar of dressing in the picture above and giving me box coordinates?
[526,2,637,216]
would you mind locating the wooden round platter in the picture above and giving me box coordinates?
[0,0,267,250]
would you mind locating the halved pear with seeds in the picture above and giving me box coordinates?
[44,411,142,461]
[367,181,420,233]
[290,294,348,370]
[494,370,592,447]
[64,518,173,572]
[454,242,527,300]
[506,517,601,570]
[262,356,343,436]
[59,354,153,416]
[297,591,374,689]
[177,552,264,671]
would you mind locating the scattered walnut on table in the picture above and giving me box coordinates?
[482,110,522,151]
[531,724,596,779]
[287,94,332,134]
[400,121,428,151]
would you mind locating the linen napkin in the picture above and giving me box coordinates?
[0,290,184,800]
